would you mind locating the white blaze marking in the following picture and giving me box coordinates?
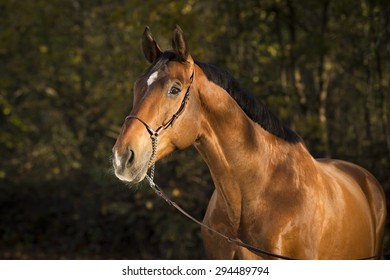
[147,71,159,87]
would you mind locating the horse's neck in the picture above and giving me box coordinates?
[193,70,315,227]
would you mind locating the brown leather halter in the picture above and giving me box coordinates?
[125,70,193,181]
[125,70,194,140]
[125,69,380,260]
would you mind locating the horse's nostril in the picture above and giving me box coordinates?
[113,148,135,171]
[126,149,135,167]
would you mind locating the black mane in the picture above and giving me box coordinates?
[195,60,302,143]
[144,51,301,143]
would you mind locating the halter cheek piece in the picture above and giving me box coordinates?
[124,69,379,260]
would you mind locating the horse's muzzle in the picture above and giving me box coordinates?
[112,147,146,183]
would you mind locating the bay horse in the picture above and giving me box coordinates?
[112,26,387,259]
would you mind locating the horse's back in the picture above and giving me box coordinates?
[316,159,387,258]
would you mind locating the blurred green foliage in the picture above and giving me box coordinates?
[0,0,389,259]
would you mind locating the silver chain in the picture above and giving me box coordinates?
[145,135,157,179]
[145,134,164,197]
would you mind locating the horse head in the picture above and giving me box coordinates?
[112,26,200,183]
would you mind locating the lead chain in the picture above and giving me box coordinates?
[145,134,159,193]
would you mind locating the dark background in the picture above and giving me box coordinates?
[1,0,389,259]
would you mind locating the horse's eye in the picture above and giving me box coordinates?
[168,86,181,96]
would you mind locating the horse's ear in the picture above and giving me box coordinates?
[142,26,162,63]
[172,25,193,63]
